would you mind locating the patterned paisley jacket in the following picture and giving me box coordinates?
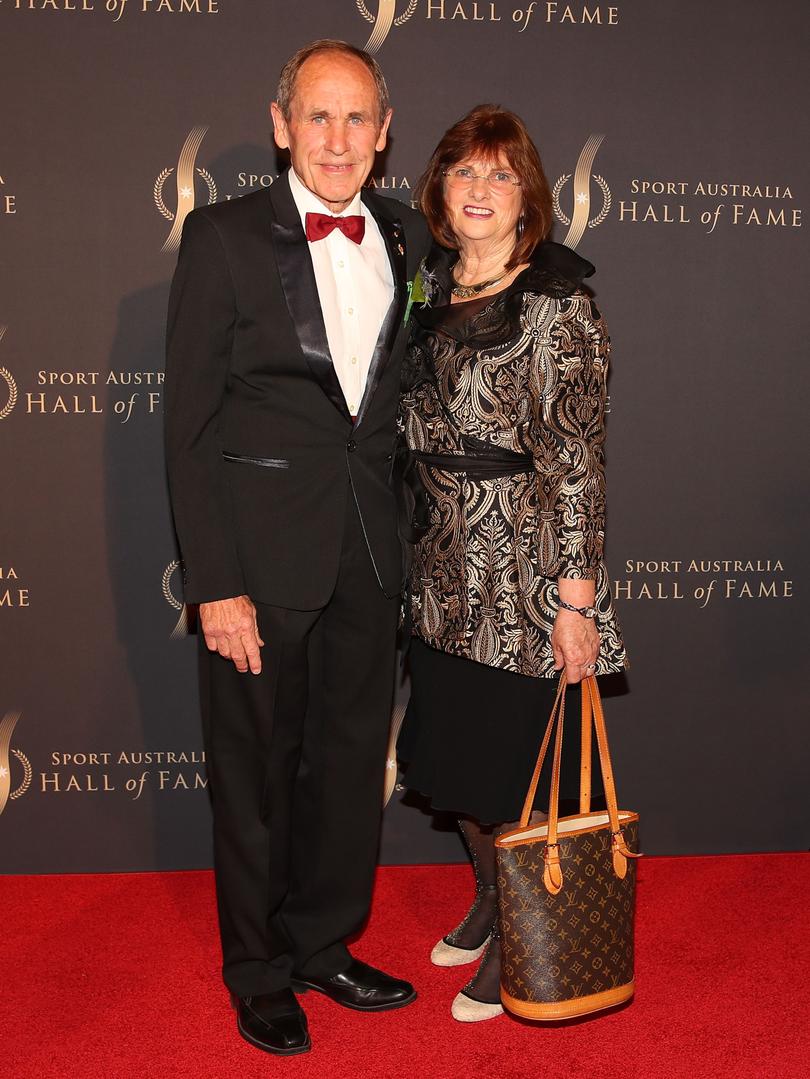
[399,242,627,678]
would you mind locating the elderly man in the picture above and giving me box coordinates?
[165,40,429,1055]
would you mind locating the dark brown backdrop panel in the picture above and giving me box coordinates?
[1,0,807,870]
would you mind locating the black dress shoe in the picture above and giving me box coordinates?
[236,989,311,1055]
[292,959,416,1012]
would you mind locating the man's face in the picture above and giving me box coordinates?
[272,53,392,213]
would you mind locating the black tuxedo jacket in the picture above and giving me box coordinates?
[165,175,431,609]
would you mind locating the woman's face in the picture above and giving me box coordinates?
[443,154,524,252]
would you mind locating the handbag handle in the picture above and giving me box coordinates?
[580,683,593,814]
[518,675,640,895]
[517,676,566,828]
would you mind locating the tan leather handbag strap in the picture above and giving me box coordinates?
[518,675,566,828]
[518,674,640,893]
[580,685,592,815]
[585,675,641,877]
[583,676,621,833]
[542,687,566,893]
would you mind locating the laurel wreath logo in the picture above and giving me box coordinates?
[9,749,32,801]
[153,168,174,221]
[162,559,183,611]
[0,326,16,422]
[162,560,189,640]
[0,712,30,815]
[153,167,218,221]
[552,173,612,229]
[0,367,17,421]
[197,168,217,204]
[356,0,418,26]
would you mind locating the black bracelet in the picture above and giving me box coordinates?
[558,598,597,619]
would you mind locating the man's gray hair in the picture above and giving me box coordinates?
[275,39,391,127]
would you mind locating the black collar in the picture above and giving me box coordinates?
[419,240,596,310]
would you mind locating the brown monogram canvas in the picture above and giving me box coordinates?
[498,816,639,1020]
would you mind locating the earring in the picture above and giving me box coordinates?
[516,214,525,240]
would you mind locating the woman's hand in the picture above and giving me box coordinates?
[551,608,600,684]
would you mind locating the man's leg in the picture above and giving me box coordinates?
[279,499,400,979]
[198,602,321,997]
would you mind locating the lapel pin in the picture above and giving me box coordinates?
[396,243,404,255]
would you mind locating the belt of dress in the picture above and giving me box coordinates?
[414,449,533,480]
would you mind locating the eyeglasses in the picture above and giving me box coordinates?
[442,166,522,195]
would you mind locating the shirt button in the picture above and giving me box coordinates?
[347,307,354,315]
[338,260,345,268]
[351,356,358,365]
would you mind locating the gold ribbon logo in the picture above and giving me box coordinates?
[355,0,418,53]
[0,712,32,817]
[552,135,612,249]
[162,560,189,640]
[0,326,18,421]
[154,127,218,253]
[383,691,408,807]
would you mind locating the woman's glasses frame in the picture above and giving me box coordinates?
[441,166,522,195]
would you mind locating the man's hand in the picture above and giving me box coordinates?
[199,595,264,674]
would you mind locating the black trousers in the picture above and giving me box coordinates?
[198,494,400,997]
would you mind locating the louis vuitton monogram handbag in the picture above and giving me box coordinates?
[495,675,640,1021]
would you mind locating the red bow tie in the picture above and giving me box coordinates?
[305,212,365,245]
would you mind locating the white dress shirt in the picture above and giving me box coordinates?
[288,169,394,417]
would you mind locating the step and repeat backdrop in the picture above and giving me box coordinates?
[1,1,808,872]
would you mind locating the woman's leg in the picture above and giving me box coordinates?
[443,818,499,949]
[456,810,547,1009]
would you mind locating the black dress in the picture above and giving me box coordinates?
[399,637,605,825]
[397,255,610,824]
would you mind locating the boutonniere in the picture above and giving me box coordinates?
[403,259,434,325]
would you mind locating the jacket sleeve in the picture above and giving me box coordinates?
[529,291,610,580]
[164,210,246,604]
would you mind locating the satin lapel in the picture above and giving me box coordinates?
[354,194,408,428]
[269,179,351,423]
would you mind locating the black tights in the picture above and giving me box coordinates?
[449,812,546,1005]
[446,819,499,951]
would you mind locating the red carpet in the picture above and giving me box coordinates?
[5,855,809,1078]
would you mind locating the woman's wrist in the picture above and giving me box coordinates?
[556,577,596,608]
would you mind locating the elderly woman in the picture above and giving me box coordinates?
[397,105,627,1022]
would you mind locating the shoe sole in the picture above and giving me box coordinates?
[236,1015,311,1056]
[291,981,418,1012]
